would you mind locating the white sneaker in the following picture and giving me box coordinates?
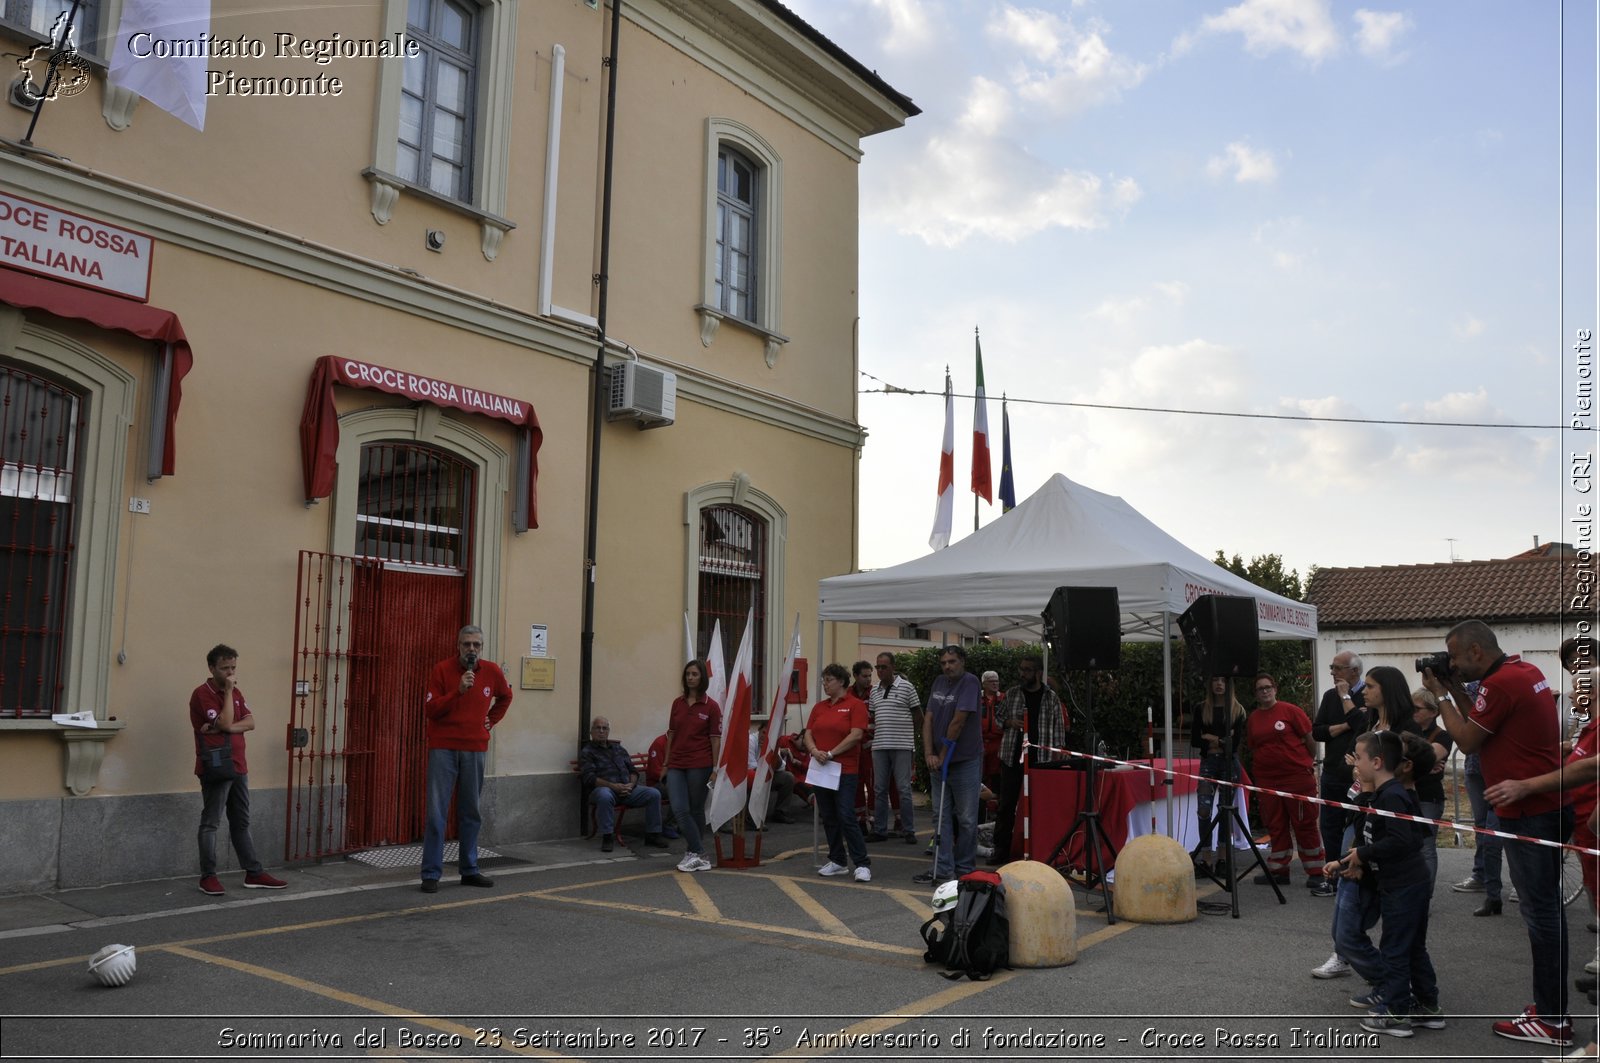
[689,855,713,872]
[1450,876,1486,893]
[854,866,872,883]
[1312,953,1352,979]
[818,861,849,876]
[676,853,698,872]
[1586,957,1599,975]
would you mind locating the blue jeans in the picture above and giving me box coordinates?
[872,747,915,835]
[1465,763,1503,898]
[1417,799,1443,890]
[590,785,663,835]
[1374,877,1437,1013]
[422,748,485,881]
[1500,806,1574,1021]
[932,757,981,880]
[198,774,262,876]
[1319,773,1353,866]
[1333,882,1384,984]
[666,767,711,854]
[817,773,870,868]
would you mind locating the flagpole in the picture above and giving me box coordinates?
[974,327,980,533]
[20,0,84,146]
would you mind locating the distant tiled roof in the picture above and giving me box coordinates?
[1307,553,1596,627]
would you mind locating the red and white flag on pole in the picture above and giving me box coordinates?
[706,610,755,831]
[747,615,801,828]
[972,332,992,503]
[109,0,211,131]
[683,611,696,663]
[705,619,727,711]
[929,370,954,550]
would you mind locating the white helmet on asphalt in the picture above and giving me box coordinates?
[931,879,960,913]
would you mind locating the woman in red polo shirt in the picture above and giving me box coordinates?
[804,663,872,882]
[663,659,721,873]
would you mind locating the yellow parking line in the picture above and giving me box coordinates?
[531,893,921,956]
[674,874,722,920]
[770,968,1021,1058]
[161,945,576,1060]
[885,888,931,917]
[772,877,857,938]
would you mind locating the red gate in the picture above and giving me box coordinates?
[286,552,471,860]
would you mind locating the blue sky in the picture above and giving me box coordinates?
[783,0,1597,583]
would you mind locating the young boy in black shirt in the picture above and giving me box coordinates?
[1333,730,1440,1037]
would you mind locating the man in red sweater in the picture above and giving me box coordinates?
[420,625,512,893]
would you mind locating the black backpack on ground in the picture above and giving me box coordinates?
[918,869,1009,980]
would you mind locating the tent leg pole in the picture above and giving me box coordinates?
[1163,610,1174,837]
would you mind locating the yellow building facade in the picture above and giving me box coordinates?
[0,0,912,892]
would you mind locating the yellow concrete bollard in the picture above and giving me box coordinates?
[996,860,1077,967]
[1110,834,1197,923]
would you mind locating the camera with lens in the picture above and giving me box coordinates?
[1414,651,1452,677]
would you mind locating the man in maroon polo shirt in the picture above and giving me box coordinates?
[190,644,287,896]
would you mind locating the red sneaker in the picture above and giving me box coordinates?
[1491,1006,1574,1046]
[243,871,288,889]
[198,874,224,896]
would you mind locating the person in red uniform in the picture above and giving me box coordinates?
[662,659,722,873]
[1429,619,1572,1047]
[979,670,1005,788]
[1245,672,1325,887]
[420,624,512,893]
[190,644,287,896]
[850,661,877,831]
[804,663,872,882]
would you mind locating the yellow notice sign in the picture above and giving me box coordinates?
[521,657,556,690]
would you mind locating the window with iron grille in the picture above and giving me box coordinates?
[698,504,765,713]
[0,364,79,718]
[398,0,478,201]
[355,442,474,571]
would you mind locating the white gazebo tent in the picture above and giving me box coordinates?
[817,473,1318,832]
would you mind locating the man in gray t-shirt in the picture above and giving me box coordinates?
[913,645,981,884]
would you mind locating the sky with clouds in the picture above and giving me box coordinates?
[781,0,1597,585]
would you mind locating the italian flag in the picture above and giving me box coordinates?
[929,372,954,550]
[972,335,992,503]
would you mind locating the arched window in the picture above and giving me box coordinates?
[697,504,766,709]
[0,364,79,717]
[355,441,475,571]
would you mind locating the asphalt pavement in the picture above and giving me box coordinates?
[0,820,1596,1063]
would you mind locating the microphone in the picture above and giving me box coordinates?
[464,652,479,671]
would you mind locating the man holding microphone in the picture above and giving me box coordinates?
[420,625,512,893]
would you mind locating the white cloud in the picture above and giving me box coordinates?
[1088,296,1147,323]
[1155,280,1190,305]
[872,82,1142,246]
[1452,315,1486,339]
[866,0,936,53]
[1353,9,1412,63]
[1206,140,1280,184]
[1180,0,1341,63]
[957,75,1011,136]
[986,4,1146,115]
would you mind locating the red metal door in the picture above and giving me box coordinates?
[286,442,475,860]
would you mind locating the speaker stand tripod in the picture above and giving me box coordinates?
[1199,706,1284,915]
[1044,673,1118,924]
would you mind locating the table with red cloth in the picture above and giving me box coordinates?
[1017,757,1254,876]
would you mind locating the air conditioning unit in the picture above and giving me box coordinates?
[606,361,676,428]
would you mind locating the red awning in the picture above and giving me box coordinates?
[300,355,543,531]
[0,268,192,477]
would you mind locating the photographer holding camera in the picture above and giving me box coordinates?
[1422,619,1572,1048]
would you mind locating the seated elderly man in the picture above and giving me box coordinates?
[579,717,668,852]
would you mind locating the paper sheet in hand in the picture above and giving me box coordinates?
[806,757,842,790]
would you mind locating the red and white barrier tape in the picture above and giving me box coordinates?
[1021,740,1600,858]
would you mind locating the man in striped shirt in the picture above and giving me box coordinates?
[867,652,923,844]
